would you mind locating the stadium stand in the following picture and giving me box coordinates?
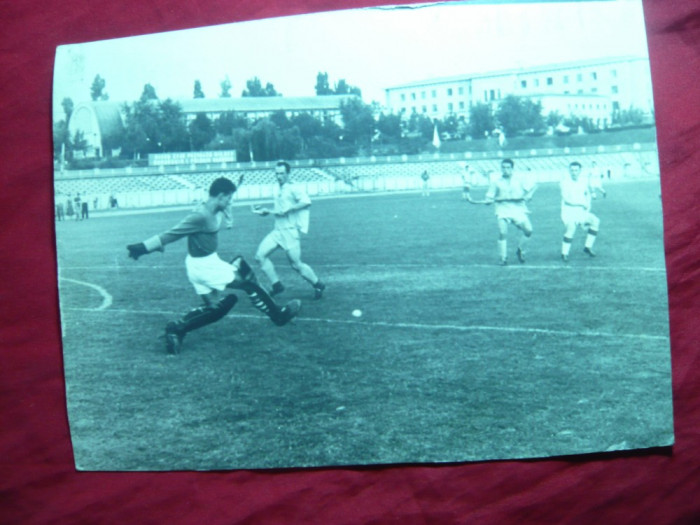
[53,145,659,210]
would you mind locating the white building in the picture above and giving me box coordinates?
[176,95,357,124]
[384,56,653,127]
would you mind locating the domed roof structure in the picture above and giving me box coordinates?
[68,101,125,157]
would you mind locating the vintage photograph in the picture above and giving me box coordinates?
[53,0,673,470]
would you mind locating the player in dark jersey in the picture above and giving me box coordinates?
[127,177,301,354]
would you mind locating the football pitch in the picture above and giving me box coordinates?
[55,179,674,470]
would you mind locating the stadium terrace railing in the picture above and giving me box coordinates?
[53,143,660,211]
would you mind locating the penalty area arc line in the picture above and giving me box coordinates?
[60,277,113,311]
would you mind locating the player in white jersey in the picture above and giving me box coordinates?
[588,160,607,199]
[560,161,600,262]
[253,161,325,299]
[467,158,536,265]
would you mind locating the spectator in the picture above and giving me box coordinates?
[81,197,90,220]
[74,193,82,220]
[55,195,65,221]
[66,195,74,219]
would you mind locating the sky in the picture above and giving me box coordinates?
[53,0,649,121]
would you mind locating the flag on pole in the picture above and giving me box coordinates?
[432,124,441,149]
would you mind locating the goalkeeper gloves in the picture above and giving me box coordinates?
[127,235,163,260]
[127,243,148,260]
[126,235,163,261]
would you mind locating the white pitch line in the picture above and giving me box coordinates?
[59,277,113,311]
[315,263,667,273]
[59,263,666,273]
[300,317,669,341]
[62,307,668,341]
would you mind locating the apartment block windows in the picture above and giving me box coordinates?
[447,88,453,96]
[546,77,553,86]
[521,80,527,88]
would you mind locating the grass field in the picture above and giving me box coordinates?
[55,178,674,470]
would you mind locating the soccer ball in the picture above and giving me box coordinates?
[352,309,362,318]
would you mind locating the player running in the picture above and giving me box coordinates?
[467,158,536,265]
[126,177,301,354]
[253,161,325,299]
[560,161,601,262]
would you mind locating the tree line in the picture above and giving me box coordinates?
[54,73,648,167]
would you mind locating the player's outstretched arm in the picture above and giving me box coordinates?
[126,235,163,260]
[467,182,496,205]
[127,212,206,260]
[562,199,588,209]
[465,194,493,205]
[251,204,271,216]
[273,200,310,217]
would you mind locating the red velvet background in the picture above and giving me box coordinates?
[1,1,698,523]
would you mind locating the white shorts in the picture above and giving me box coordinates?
[494,202,530,225]
[561,205,595,227]
[185,253,235,295]
[263,228,300,252]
